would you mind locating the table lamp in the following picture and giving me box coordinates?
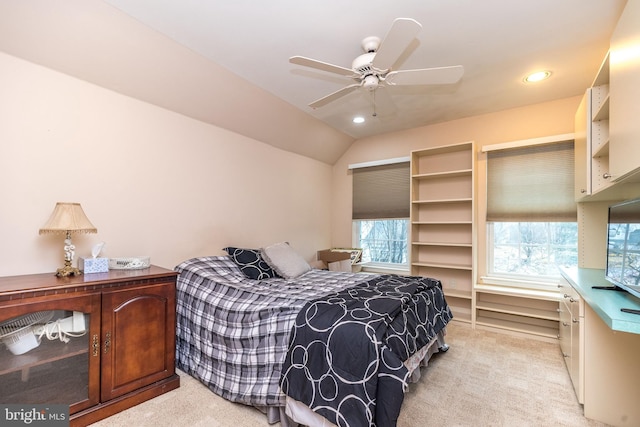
[39,202,97,277]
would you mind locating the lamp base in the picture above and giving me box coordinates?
[55,260,82,277]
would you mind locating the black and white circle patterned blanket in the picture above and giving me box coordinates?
[280,274,452,427]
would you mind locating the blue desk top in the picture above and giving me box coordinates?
[561,266,640,334]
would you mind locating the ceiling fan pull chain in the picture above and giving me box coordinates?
[372,90,378,117]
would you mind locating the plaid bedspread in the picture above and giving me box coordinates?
[175,256,372,406]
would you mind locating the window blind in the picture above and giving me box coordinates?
[487,140,576,222]
[352,162,410,220]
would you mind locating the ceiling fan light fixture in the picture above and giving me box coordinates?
[363,75,379,91]
[523,70,552,83]
[353,116,365,124]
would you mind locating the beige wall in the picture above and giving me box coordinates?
[330,96,582,276]
[0,52,333,276]
[0,49,610,279]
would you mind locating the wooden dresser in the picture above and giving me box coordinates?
[0,266,180,426]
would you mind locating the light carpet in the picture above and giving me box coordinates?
[90,322,610,427]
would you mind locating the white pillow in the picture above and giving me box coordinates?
[261,242,311,279]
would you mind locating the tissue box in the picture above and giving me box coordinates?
[79,257,109,274]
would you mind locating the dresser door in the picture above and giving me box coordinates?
[100,282,176,400]
[0,292,102,414]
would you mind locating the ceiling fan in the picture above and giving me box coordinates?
[290,18,464,110]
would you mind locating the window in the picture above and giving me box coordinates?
[354,219,408,265]
[351,161,409,267]
[488,222,578,279]
[486,140,577,284]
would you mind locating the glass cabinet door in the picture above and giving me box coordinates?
[0,292,101,414]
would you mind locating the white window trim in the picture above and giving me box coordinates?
[360,262,410,275]
[479,274,562,292]
[481,133,574,153]
[348,156,410,170]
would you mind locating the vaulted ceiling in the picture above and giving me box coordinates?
[0,0,627,164]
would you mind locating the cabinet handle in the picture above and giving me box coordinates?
[603,173,611,179]
[572,318,579,323]
[92,334,99,357]
[569,297,576,303]
[104,332,111,354]
[562,322,569,327]
[581,189,587,193]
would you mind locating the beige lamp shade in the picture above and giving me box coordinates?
[39,202,97,234]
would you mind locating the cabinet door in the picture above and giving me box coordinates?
[569,297,583,404]
[100,282,176,400]
[610,0,640,182]
[558,299,572,368]
[573,91,591,199]
[0,292,101,414]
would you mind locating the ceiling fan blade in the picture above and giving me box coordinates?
[371,18,422,71]
[385,65,464,86]
[308,83,361,108]
[290,56,355,77]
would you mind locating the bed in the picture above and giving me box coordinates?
[175,248,452,427]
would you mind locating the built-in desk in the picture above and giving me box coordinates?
[560,267,640,427]
[562,267,640,333]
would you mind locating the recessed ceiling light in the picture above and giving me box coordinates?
[523,70,552,83]
[353,116,365,124]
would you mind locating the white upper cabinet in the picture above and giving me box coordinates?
[574,0,640,201]
[609,0,640,184]
[574,53,612,200]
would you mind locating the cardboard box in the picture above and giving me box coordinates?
[316,249,352,264]
[327,259,353,272]
[316,249,364,272]
[78,257,109,274]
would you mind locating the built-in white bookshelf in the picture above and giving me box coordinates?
[410,142,475,323]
